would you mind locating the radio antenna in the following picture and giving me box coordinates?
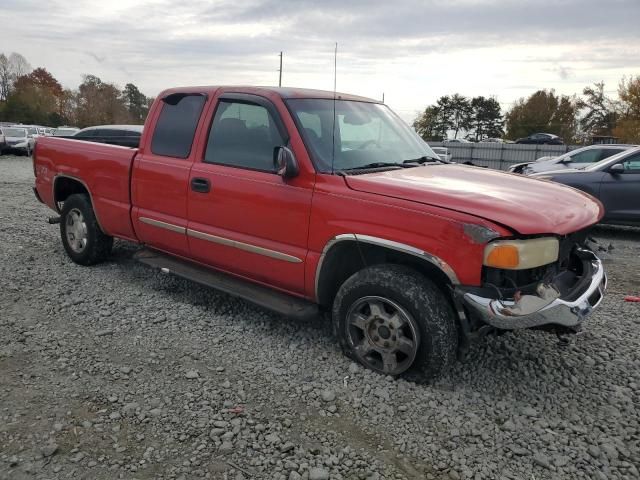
[331,42,338,174]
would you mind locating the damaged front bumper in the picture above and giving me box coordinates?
[458,249,606,330]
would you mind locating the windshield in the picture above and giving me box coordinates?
[4,128,27,137]
[287,99,439,172]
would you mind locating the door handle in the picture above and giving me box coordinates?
[191,177,211,193]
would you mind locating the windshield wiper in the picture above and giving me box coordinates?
[342,162,406,171]
[402,156,442,165]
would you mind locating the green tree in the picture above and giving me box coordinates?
[577,82,618,137]
[469,96,503,141]
[413,105,441,141]
[448,94,472,139]
[505,90,578,142]
[122,83,148,124]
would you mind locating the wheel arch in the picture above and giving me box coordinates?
[52,175,104,231]
[315,234,460,310]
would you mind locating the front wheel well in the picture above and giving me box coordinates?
[316,240,455,310]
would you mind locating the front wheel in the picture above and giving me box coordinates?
[332,264,458,380]
[60,194,113,265]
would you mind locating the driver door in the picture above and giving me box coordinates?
[186,93,314,295]
[599,152,640,223]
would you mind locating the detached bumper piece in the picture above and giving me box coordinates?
[459,249,606,330]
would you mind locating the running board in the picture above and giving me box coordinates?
[134,248,320,320]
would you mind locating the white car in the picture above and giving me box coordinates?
[431,146,453,162]
[508,145,635,174]
[3,127,35,156]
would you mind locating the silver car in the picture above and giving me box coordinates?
[3,127,34,156]
[431,146,453,163]
[509,145,633,174]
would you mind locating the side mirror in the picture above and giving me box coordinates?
[274,146,299,179]
[608,163,624,174]
[558,156,572,163]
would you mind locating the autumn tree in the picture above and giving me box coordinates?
[0,52,32,101]
[75,75,130,127]
[2,67,64,124]
[577,82,618,137]
[505,90,578,142]
[613,75,640,143]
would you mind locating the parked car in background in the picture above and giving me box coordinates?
[431,146,453,162]
[3,127,35,155]
[509,145,634,174]
[0,127,7,154]
[73,124,143,147]
[481,138,505,143]
[444,138,473,143]
[52,127,80,136]
[515,133,563,145]
[531,147,640,226]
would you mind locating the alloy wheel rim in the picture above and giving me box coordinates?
[65,208,88,253]
[346,296,419,375]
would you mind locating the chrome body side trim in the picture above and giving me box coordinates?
[139,217,186,234]
[52,174,104,232]
[186,228,302,263]
[314,233,460,301]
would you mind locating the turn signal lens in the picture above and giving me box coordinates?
[483,237,559,270]
[485,245,519,268]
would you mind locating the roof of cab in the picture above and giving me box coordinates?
[157,86,379,103]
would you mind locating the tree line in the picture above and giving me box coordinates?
[414,77,640,144]
[0,52,151,128]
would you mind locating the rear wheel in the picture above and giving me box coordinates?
[60,194,113,265]
[332,264,458,380]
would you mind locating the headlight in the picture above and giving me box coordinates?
[483,237,559,270]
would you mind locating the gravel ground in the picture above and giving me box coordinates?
[1,154,639,480]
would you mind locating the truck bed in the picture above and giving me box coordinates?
[34,136,139,240]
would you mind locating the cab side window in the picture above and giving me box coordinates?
[622,153,640,172]
[204,100,285,172]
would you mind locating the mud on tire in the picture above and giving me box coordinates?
[332,264,458,380]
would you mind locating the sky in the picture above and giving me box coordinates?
[3,0,640,123]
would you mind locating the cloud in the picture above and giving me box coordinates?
[1,0,639,121]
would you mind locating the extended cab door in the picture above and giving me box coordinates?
[131,92,208,257]
[186,93,314,295]
[599,152,640,223]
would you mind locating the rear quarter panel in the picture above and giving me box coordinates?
[35,137,138,240]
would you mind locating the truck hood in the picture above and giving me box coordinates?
[344,165,603,235]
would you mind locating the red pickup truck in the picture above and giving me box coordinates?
[33,86,607,379]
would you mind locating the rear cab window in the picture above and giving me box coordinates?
[151,94,207,159]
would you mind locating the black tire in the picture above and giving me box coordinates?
[60,194,113,265]
[332,264,458,380]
